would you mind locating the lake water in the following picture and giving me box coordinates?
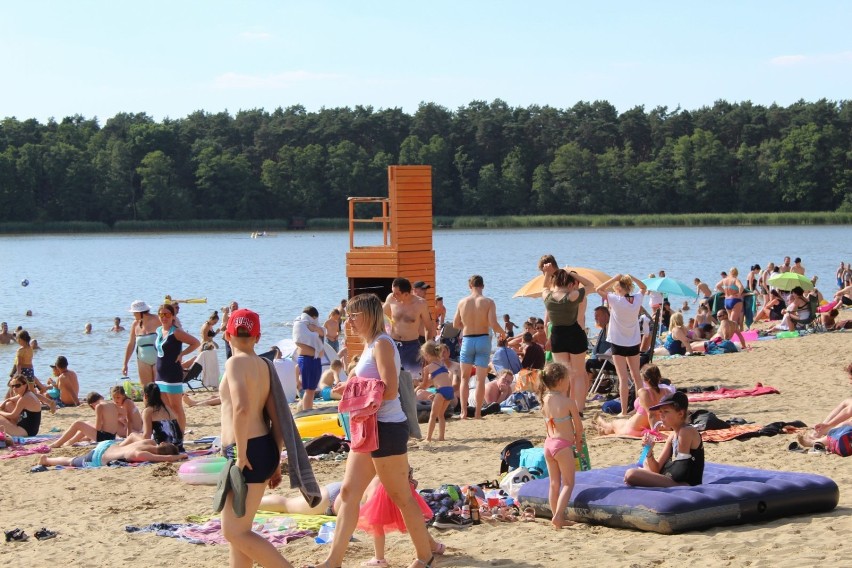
[1,225,849,393]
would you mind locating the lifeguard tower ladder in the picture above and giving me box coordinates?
[345,165,435,357]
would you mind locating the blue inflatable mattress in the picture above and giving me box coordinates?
[516,463,838,534]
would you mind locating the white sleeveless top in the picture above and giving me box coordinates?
[352,334,406,423]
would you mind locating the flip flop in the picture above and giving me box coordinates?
[34,528,56,541]
[4,528,28,542]
[787,442,807,453]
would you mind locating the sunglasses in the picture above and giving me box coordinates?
[10,383,24,388]
[158,312,173,317]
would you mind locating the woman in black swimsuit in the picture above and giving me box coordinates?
[142,383,184,449]
[0,375,42,437]
[154,304,200,437]
[200,311,220,348]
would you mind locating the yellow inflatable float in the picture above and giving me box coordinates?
[294,413,344,439]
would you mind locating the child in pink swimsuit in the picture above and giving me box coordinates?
[539,362,584,529]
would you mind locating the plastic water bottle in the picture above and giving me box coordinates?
[315,521,336,544]
[636,421,664,466]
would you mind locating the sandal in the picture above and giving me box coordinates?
[34,528,57,541]
[4,528,28,542]
[361,558,389,567]
[521,507,537,522]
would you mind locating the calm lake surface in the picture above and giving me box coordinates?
[1,225,849,393]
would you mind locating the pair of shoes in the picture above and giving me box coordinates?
[810,442,827,454]
[34,528,56,541]
[4,528,28,542]
[361,558,388,567]
[787,441,807,453]
[432,513,472,529]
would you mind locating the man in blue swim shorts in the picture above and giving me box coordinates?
[37,438,185,468]
[383,278,435,438]
[293,306,325,411]
[453,275,506,419]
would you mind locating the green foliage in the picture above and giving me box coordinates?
[1,99,851,224]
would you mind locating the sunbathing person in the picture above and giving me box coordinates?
[484,369,514,405]
[690,310,747,352]
[37,438,185,468]
[797,363,852,448]
[654,313,694,356]
[140,383,183,448]
[773,286,811,331]
[110,385,143,437]
[0,375,43,437]
[595,365,671,436]
[49,392,121,448]
[317,359,344,402]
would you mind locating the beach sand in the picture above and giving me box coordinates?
[2,328,850,567]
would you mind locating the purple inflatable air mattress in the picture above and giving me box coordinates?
[516,463,838,534]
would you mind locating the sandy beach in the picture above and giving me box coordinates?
[2,326,850,568]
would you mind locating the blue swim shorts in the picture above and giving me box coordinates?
[459,334,491,367]
[298,355,322,391]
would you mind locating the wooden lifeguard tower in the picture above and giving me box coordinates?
[345,165,435,356]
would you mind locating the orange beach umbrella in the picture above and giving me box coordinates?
[512,266,613,298]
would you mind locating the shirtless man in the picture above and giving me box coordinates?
[434,296,447,329]
[780,256,792,273]
[693,278,712,304]
[46,356,79,407]
[412,281,434,342]
[383,278,435,377]
[49,392,121,448]
[110,317,125,332]
[792,257,806,276]
[0,322,15,345]
[219,300,239,359]
[38,438,185,468]
[690,310,747,352]
[453,275,504,419]
[384,278,433,438]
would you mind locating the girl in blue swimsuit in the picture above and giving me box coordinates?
[419,341,454,442]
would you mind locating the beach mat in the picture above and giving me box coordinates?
[687,384,779,403]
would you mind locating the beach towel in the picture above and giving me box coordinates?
[292,313,324,354]
[687,384,780,402]
[700,421,806,443]
[0,444,51,460]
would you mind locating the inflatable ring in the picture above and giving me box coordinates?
[178,456,227,485]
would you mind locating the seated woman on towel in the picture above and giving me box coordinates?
[0,375,43,437]
[654,313,694,356]
[595,365,672,437]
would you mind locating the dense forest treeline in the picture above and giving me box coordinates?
[1,98,851,224]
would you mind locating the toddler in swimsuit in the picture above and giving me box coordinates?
[419,341,455,442]
[538,362,583,529]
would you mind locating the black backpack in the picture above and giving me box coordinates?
[499,439,534,474]
[304,434,349,456]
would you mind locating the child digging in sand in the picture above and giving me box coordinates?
[419,341,454,442]
[539,362,583,529]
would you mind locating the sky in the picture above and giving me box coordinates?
[2,1,851,123]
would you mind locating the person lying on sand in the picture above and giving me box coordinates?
[37,438,185,468]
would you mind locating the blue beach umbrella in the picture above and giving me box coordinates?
[641,277,698,298]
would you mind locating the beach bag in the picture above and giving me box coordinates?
[689,409,729,432]
[304,434,349,456]
[518,447,547,478]
[500,466,532,498]
[499,438,534,474]
[826,425,852,457]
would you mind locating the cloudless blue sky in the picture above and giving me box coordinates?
[2,1,851,123]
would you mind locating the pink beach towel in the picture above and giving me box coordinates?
[687,384,779,403]
[0,444,52,460]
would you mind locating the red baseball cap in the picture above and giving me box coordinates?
[227,309,261,338]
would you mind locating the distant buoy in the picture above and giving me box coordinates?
[21,279,29,287]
